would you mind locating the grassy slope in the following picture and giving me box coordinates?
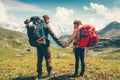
[0,46,120,80]
[0,27,34,61]
[0,27,26,38]
[0,27,120,80]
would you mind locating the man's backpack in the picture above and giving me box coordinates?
[78,24,99,47]
[24,16,46,47]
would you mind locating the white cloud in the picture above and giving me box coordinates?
[104,7,120,22]
[0,0,49,33]
[0,0,24,23]
[55,7,74,23]
[83,2,120,30]
[2,0,48,12]
[90,2,110,16]
[55,7,74,17]
[51,7,74,36]
[0,1,8,23]
[89,2,120,22]
[83,6,91,11]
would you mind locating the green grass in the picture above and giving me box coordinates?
[97,49,120,59]
[0,27,120,80]
[0,27,26,39]
[0,40,120,80]
[0,46,120,80]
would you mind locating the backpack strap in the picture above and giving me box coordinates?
[41,22,46,44]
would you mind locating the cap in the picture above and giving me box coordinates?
[43,15,50,19]
[73,20,82,25]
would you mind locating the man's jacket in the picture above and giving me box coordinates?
[27,24,62,48]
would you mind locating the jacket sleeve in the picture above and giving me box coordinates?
[47,26,62,46]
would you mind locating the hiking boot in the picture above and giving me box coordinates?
[71,73,78,78]
[48,71,56,76]
[37,75,42,79]
[80,72,84,77]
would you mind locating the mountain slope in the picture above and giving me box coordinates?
[0,27,26,39]
[98,21,120,38]
[0,27,32,61]
[0,27,29,49]
[0,27,28,48]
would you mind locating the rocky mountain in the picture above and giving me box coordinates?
[98,21,120,38]
[59,35,71,41]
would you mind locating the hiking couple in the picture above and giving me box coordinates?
[25,15,86,79]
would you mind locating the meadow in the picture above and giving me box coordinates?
[0,45,120,80]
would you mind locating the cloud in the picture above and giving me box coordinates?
[88,2,120,22]
[0,0,26,33]
[83,6,91,11]
[51,7,74,36]
[55,7,74,17]
[90,2,110,16]
[2,0,49,12]
[55,7,74,23]
[83,2,120,30]
[0,0,49,33]
[0,1,8,23]
[104,7,120,21]
[0,0,24,23]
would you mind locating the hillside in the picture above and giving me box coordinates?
[97,49,120,59]
[0,27,26,39]
[59,35,71,42]
[0,45,120,80]
[0,27,120,80]
[0,27,34,61]
[0,27,28,49]
[98,21,120,38]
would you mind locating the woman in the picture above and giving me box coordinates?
[63,20,87,77]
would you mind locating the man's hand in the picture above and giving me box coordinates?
[62,44,67,48]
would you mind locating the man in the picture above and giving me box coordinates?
[63,20,86,77]
[24,15,62,78]
[33,15,63,78]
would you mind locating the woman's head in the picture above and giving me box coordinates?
[73,20,82,29]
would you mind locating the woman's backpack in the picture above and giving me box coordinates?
[79,24,99,47]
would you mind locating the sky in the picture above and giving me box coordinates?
[0,0,120,36]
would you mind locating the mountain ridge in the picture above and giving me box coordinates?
[0,27,27,39]
[97,21,120,38]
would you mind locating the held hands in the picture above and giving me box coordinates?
[62,42,69,48]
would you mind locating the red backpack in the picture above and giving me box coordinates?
[78,24,99,47]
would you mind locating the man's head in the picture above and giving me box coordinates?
[73,20,82,29]
[43,15,50,24]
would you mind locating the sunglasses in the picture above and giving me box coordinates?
[73,22,79,24]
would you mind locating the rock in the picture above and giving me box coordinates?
[15,53,24,57]
[26,49,31,52]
